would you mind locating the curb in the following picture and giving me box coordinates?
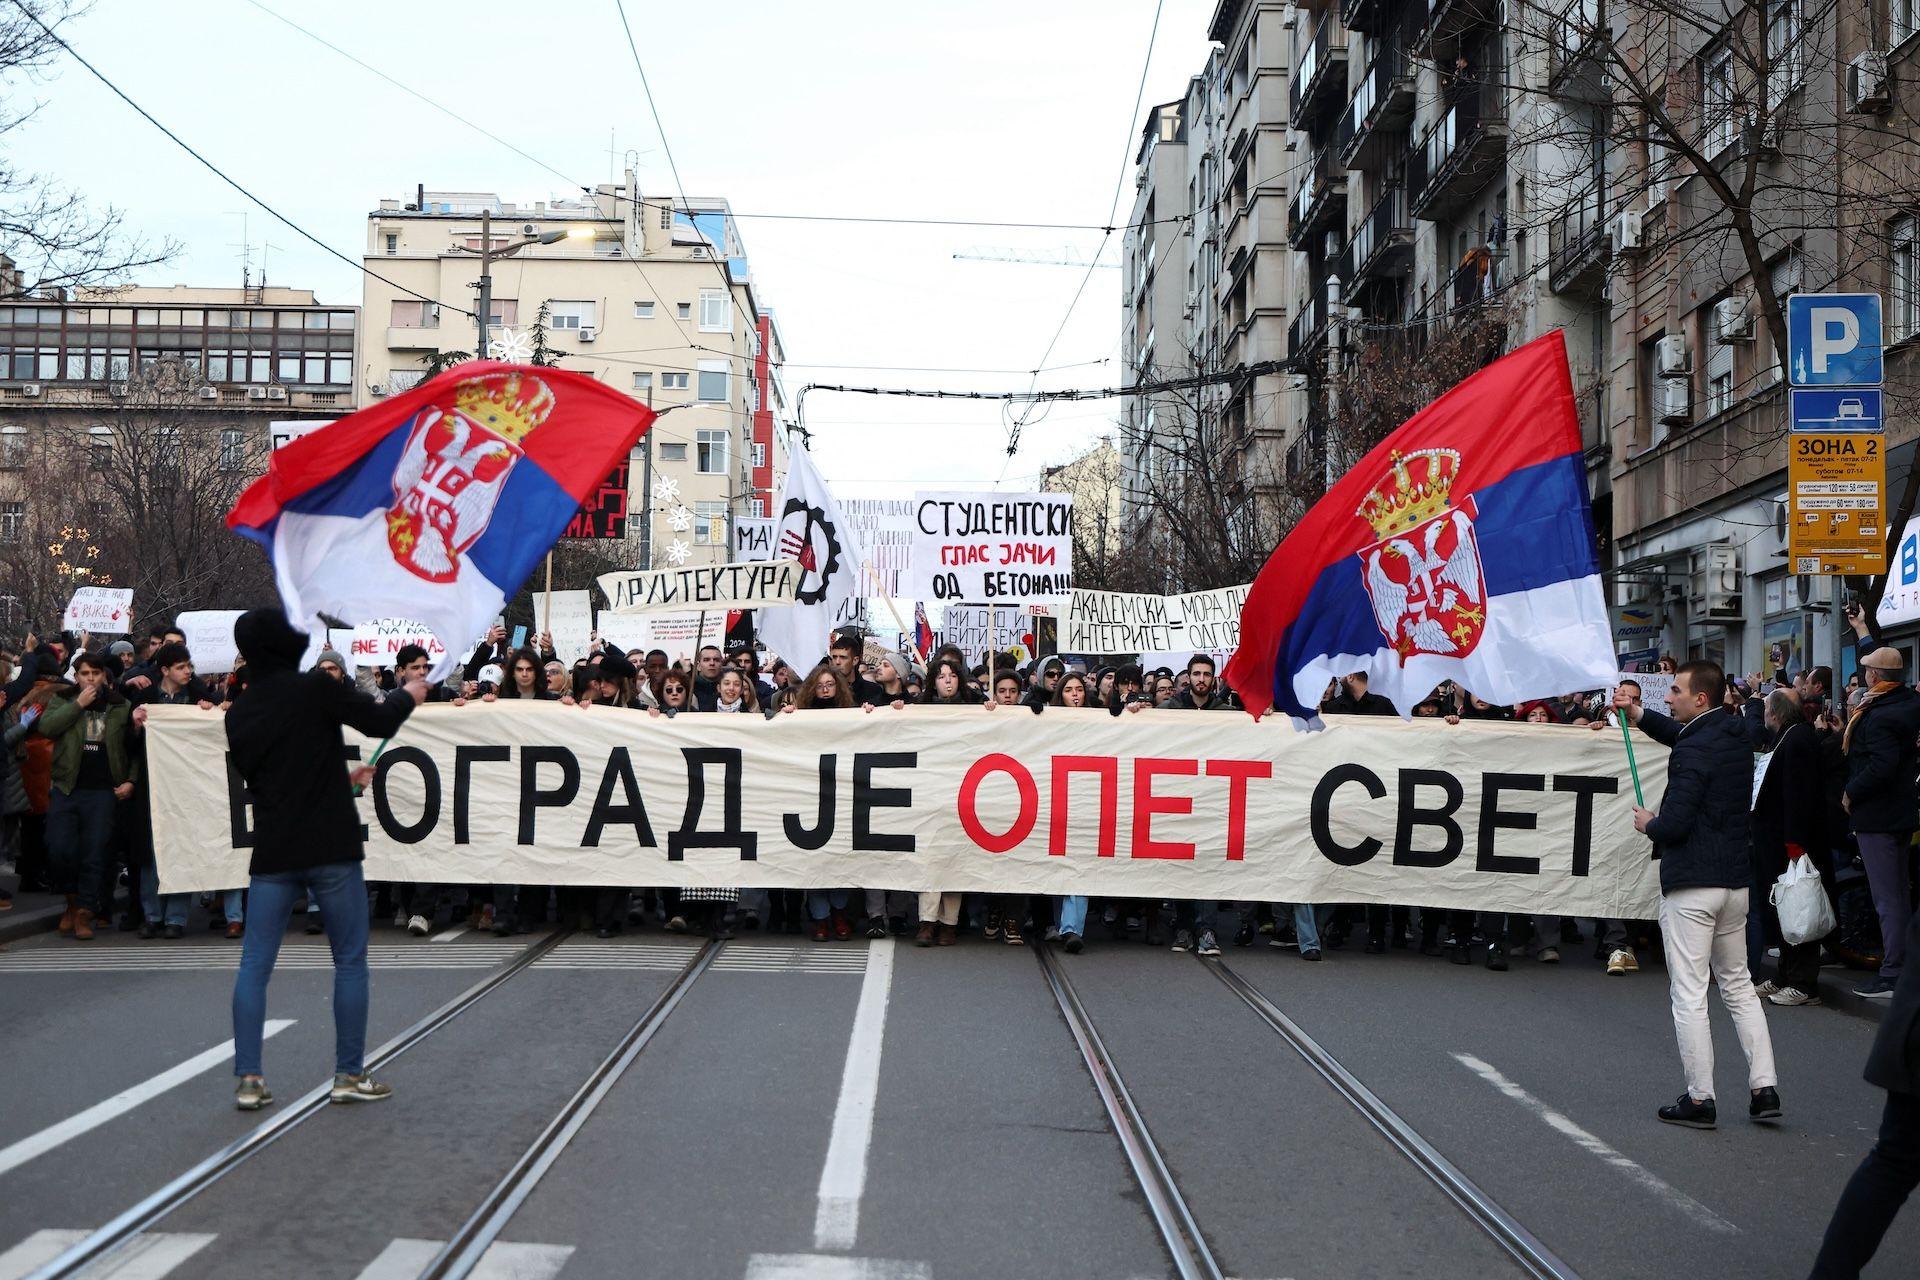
[1816,971,1890,1024]
[0,902,64,946]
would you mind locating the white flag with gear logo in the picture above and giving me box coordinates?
[754,441,869,668]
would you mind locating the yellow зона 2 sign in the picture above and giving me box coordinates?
[1789,430,1886,574]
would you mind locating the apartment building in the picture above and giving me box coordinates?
[360,178,788,570]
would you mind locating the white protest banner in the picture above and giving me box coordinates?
[940,605,1028,666]
[269,419,333,451]
[594,612,655,658]
[1060,590,1181,655]
[530,590,594,664]
[732,517,775,562]
[350,618,449,668]
[598,560,803,614]
[842,496,917,599]
[150,705,1663,921]
[1176,584,1249,655]
[619,611,727,663]
[63,586,134,635]
[175,610,245,672]
[910,491,1073,605]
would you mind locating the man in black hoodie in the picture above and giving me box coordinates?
[1617,658,1780,1130]
[225,608,424,1112]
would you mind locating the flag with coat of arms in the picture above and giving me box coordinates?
[1224,330,1616,720]
[228,361,654,680]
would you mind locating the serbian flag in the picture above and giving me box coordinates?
[229,362,653,680]
[913,601,934,660]
[1225,331,1614,720]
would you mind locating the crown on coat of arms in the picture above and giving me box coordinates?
[452,371,556,444]
[1356,448,1460,539]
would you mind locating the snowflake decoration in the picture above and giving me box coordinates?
[652,475,681,504]
[664,538,691,565]
[486,327,536,362]
[667,504,693,532]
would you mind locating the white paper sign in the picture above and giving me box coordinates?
[174,610,246,673]
[843,496,917,599]
[732,517,776,563]
[269,419,332,451]
[1175,584,1249,653]
[63,586,134,635]
[1060,590,1181,654]
[350,618,449,668]
[531,590,594,665]
[1614,670,1675,711]
[941,605,1029,666]
[910,491,1073,605]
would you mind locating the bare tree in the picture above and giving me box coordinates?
[0,1,173,295]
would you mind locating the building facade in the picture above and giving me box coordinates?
[360,178,789,571]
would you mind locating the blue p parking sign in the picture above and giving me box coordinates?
[1787,293,1884,387]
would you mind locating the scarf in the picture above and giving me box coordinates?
[1843,677,1902,753]
[715,697,743,714]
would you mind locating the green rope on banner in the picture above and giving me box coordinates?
[1619,715,1645,808]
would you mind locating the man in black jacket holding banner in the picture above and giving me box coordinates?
[1616,658,1781,1130]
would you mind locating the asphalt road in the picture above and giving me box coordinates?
[0,911,1912,1280]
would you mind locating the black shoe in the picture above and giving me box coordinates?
[137,921,159,940]
[1062,931,1084,955]
[1854,977,1898,999]
[1657,1093,1717,1129]
[305,915,324,935]
[1234,921,1254,947]
[1365,936,1386,955]
[741,912,760,932]
[595,925,617,939]
[1749,1087,1782,1122]
[862,915,887,940]
[492,920,512,937]
[163,923,185,940]
[1301,947,1323,962]
[1485,945,1509,972]
[1449,944,1471,965]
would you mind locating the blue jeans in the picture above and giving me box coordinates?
[1058,896,1089,935]
[806,889,848,921]
[47,788,118,914]
[232,861,370,1078]
[141,885,190,927]
[1291,903,1328,951]
[223,888,245,923]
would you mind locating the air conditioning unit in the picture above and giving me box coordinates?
[1611,209,1643,252]
[108,382,128,397]
[690,246,708,259]
[368,381,389,397]
[246,386,269,400]
[1655,333,1689,376]
[578,326,597,343]
[197,385,219,401]
[521,222,538,235]
[1656,377,1692,424]
[1713,294,1755,342]
[266,385,288,400]
[19,383,40,398]
[1847,49,1892,115]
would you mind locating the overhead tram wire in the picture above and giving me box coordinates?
[1003,0,1166,467]
[11,3,471,317]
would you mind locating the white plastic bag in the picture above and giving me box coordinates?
[1770,858,1836,947]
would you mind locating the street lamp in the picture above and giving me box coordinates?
[450,208,594,357]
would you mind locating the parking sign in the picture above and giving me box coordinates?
[1787,292,1883,386]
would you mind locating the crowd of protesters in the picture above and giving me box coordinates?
[0,613,1910,1012]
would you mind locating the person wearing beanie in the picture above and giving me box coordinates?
[313,650,349,680]
[224,607,427,1111]
[107,640,136,674]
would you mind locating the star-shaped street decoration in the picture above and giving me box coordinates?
[668,504,693,532]
[486,327,536,362]
[652,476,680,504]
[664,538,691,565]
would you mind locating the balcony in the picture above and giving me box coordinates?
[1342,0,1389,34]
[385,324,440,350]
[1338,46,1418,171]
[1289,10,1350,138]
[1547,191,1610,295]
[1288,150,1349,250]
[1409,80,1508,220]
[1339,186,1415,298]
[1289,285,1331,361]
[1417,0,1496,56]
[1547,0,1606,101]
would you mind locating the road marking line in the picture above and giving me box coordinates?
[745,1254,931,1280]
[0,1021,294,1180]
[812,939,896,1251]
[353,1238,573,1280]
[0,1229,215,1280]
[1452,1052,1739,1234]
[429,926,469,942]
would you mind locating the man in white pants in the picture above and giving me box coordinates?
[1615,658,1781,1129]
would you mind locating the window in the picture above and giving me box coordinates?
[390,300,435,328]
[698,290,730,332]
[547,300,596,330]
[219,427,246,472]
[1766,2,1803,108]
[1898,0,1919,47]
[633,301,655,319]
[1702,46,1736,157]
[694,499,727,544]
[696,428,730,474]
[0,500,20,544]
[659,442,687,462]
[751,442,767,469]
[1894,216,1919,341]
[1705,306,1734,417]
[1768,250,1803,375]
[0,427,23,469]
[488,299,518,327]
[749,497,766,518]
[676,302,692,321]
[696,359,728,401]
[660,371,689,390]
[88,426,112,470]
[384,233,398,256]
[632,371,653,391]
[1646,135,1672,208]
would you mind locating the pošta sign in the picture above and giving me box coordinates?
[148,706,1663,918]
[910,492,1073,603]
[597,560,804,614]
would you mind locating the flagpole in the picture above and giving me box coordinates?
[869,560,913,653]
[1619,715,1645,807]
[541,551,554,640]
[351,737,391,798]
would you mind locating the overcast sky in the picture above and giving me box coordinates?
[12,0,1219,497]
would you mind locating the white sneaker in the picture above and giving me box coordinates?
[1767,986,1822,1007]
[406,915,430,937]
[1753,978,1780,997]
[1606,949,1639,975]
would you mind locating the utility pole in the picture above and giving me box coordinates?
[1324,273,1343,491]
[475,207,493,358]
[640,386,655,568]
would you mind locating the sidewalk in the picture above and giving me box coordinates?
[0,882,64,946]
